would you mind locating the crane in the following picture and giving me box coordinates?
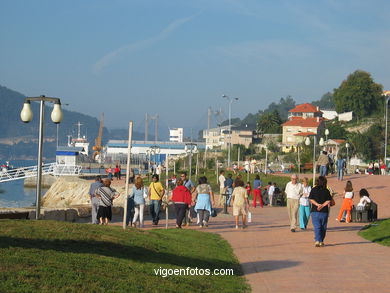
[93,113,104,162]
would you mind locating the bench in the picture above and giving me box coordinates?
[351,202,378,222]
[271,191,286,206]
[302,163,313,172]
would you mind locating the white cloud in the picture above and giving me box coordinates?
[93,15,194,74]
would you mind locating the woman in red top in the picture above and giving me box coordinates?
[170,179,192,228]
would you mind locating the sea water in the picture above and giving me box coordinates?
[0,160,50,208]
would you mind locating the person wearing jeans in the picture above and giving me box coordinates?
[170,178,192,228]
[309,176,333,247]
[148,174,165,226]
[336,157,345,181]
[224,174,233,206]
[317,151,329,177]
[89,176,103,224]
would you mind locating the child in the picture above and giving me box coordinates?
[356,188,371,211]
[246,181,252,198]
[336,181,354,223]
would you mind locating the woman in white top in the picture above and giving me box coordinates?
[299,177,312,230]
[356,188,372,210]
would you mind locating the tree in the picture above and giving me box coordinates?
[333,70,383,119]
[256,110,282,135]
[312,92,335,109]
[324,121,348,139]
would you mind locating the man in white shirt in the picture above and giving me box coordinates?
[250,158,257,174]
[285,174,303,232]
[218,170,226,207]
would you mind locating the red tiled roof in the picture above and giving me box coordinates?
[293,132,317,136]
[282,117,323,127]
[330,139,346,145]
[289,103,321,113]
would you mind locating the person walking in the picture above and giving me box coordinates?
[252,175,263,208]
[309,176,334,247]
[88,176,103,224]
[131,177,146,228]
[336,180,354,223]
[95,178,120,225]
[244,159,250,173]
[250,158,257,174]
[170,179,192,228]
[268,182,275,206]
[114,165,120,180]
[218,170,226,207]
[232,179,250,229]
[336,157,345,181]
[224,173,234,206]
[285,174,303,232]
[181,172,196,226]
[193,176,214,228]
[317,151,329,177]
[299,177,311,230]
[148,174,165,226]
[380,160,386,176]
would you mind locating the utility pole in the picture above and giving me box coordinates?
[145,113,148,143]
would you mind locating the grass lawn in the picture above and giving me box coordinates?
[0,220,249,293]
[358,219,390,246]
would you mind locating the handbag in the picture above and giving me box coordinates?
[143,187,148,199]
[248,211,252,223]
[211,208,217,217]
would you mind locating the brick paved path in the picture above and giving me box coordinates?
[210,174,390,292]
[115,174,390,292]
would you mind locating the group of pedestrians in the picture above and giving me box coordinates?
[285,174,334,247]
[105,165,121,181]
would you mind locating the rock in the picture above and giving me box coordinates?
[42,177,130,208]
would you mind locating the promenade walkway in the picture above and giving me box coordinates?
[114,174,390,292]
[210,174,390,292]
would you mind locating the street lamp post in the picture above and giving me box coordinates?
[325,129,329,149]
[385,96,390,165]
[185,143,198,181]
[305,135,324,186]
[222,94,239,169]
[346,143,350,174]
[20,95,63,220]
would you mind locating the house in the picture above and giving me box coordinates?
[203,126,253,149]
[282,103,325,152]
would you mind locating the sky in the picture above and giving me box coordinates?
[1,0,390,137]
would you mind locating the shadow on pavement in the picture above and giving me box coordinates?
[241,260,301,274]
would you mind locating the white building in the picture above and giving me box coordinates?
[104,140,205,164]
[320,109,353,122]
[321,110,338,120]
[203,126,230,149]
[169,128,183,142]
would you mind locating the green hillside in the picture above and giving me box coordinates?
[0,85,109,160]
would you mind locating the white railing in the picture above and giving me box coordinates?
[0,163,82,183]
[53,164,82,176]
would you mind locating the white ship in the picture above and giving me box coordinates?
[68,122,89,156]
